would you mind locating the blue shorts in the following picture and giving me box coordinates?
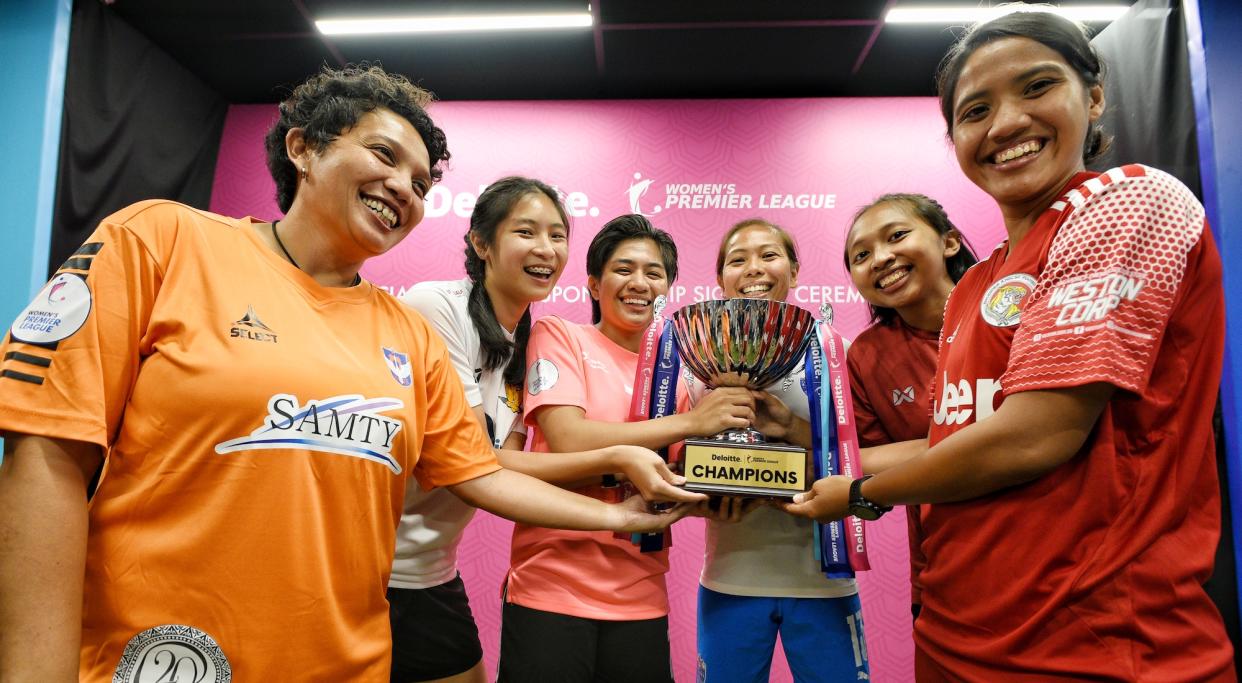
[696,586,869,683]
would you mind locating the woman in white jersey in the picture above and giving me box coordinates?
[688,219,869,683]
[391,177,705,683]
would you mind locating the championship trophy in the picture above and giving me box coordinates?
[670,299,817,499]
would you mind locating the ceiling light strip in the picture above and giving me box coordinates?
[316,13,593,36]
[886,5,1129,24]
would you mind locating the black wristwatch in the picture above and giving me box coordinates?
[848,475,892,521]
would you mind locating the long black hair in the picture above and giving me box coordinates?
[464,177,569,388]
[846,193,978,325]
[585,214,679,324]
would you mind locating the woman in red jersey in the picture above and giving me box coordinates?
[843,194,977,624]
[0,65,684,682]
[787,11,1235,682]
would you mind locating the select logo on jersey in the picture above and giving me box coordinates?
[216,394,405,473]
[113,624,231,683]
[383,347,412,387]
[11,273,91,344]
[230,306,277,343]
[932,373,1002,426]
[980,273,1036,328]
[528,358,558,395]
[1046,272,1145,326]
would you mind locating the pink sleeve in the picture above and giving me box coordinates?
[1004,168,1206,395]
[523,316,587,426]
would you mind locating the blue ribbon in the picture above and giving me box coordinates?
[804,325,853,578]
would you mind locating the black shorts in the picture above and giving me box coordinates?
[388,575,483,682]
[497,602,673,683]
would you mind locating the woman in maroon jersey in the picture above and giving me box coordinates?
[786,9,1234,681]
[842,194,976,624]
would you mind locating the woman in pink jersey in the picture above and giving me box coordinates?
[499,214,756,682]
[0,66,686,682]
[786,11,1234,681]
[843,194,976,623]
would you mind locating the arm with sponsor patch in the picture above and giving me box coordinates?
[525,317,755,453]
[1004,169,1205,395]
[0,209,166,679]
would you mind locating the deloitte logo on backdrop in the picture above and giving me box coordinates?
[424,184,601,219]
[626,171,837,214]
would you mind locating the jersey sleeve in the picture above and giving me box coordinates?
[400,286,483,407]
[410,324,501,489]
[0,209,165,448]
[1004,167,1206,395]
[522,316,587,426]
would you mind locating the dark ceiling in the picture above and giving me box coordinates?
[103,0,1134,103]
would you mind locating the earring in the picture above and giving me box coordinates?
[300,166,308,180]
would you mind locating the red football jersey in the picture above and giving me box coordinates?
[918,166,1233,681]
[848,318,939,604]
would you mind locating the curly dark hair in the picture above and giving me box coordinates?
[264,64,451,213]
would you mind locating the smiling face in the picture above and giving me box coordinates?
[288,108,432,262]
[718,225,799,302]
[476,191,569,311]
[846,202,960,318]
[949,36,1104,221]
[588,238,670,344]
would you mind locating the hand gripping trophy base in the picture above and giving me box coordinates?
[672,300,817,499]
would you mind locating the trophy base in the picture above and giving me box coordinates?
[682,437,808,499]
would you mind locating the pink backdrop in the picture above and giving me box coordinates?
[210,99,1003,682]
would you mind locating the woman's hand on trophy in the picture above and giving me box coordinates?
[690,496,762,522]
[750,391,793,439]
[689,387,755,435]
[609,445,708,504]
[611,493,695,533]
[779,475,851,523]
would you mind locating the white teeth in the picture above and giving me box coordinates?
[526,266,553,276]
[877,268,908,290]
[622,298,649,306]
[994,140,1042,164]
[741,284,772,294]
[361,197,398,228]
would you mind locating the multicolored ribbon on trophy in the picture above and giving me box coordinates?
[806,303,870,578]
[618,295,680,552]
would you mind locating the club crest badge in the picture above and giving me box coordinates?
[383,347,412,387]
[980,273,1036,328]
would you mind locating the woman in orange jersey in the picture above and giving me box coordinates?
[0,65,686,683]
[784,11,1233,681]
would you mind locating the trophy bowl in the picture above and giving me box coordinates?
[671,299,817,498]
